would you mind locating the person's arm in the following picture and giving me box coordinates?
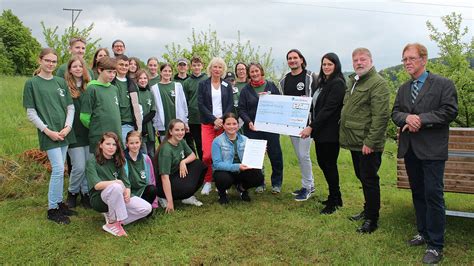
[160,174,174,213]
[58,104,74,137]
[211,138,240,172]
[310,79,346,131]
[197,81,216,122]
[237,87,252,125]
[129,91,142,132]
[94,180,125,191]
[364,79,390,150]
[79,87,93,128]
[179,152,196,178]
[26,108,47,132]
[391,84,410,127]
[222,83,234,115]
[418,78,458,127]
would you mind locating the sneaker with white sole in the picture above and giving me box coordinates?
[291,186,315,196]
[102,221,127,237]
[181,196,203,206]
[157,197,168,209]
[294,187,311,201]
[255,185,266,193]
[201,182,212,195]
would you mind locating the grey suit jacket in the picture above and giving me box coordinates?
[391,72,458,160]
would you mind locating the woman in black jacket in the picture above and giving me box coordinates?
[300,53,346,214]
[238,62,283,194]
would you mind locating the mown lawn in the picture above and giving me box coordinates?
[0,75,472,264]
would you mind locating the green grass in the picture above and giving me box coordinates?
[0,75,473,264]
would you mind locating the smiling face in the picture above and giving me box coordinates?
[160,65,172,83]
[126,135,141,153]
[211,63,224,79]
[352,51,373,76]
[137,72,148,87]
[287,52,303,71]
[129,59,138,73]
[96,50,108,62]
[322,58,335,78]
[100,137,117,159]
[39,53,58,75]
[236,63,247,80]
[169,122,185,142]
[69,60,84,79]
[223,116,239,136]
[147,59,158,76]
[177,62,188,74]
[70,40,86,58]
[249,65,263,82]
[191,62,203,76]
[403,46,427,79]
[112,41,125,55]
[116,59,129,77]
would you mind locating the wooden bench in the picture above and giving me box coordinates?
[397,127,474,218]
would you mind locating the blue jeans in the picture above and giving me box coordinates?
[404,146,446,251]
[121,124,134,146]
[46,146,68,209]
[67,146,90,194]
[243,128,283,188]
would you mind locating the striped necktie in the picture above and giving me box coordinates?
[411,80,420,103]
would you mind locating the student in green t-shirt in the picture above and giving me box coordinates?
[135,70,156,158]
[23,48,77,225]
[91,48,110,80]
[183,56,208,159]
[64,55,92,209]
[128,57,141,82]
[86,132,151,237]
[150,63,189,142]
[154,119,207,213]
[80,57,122,153]
[147,57,160,87]
[55,37,94,79]
[234,62,249,90]
[124,131,158,208]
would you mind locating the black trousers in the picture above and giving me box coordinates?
[315,142,341,202]
[404,145,446,251]
[156,160,207,200]
[141,184,157,205]
[350,151,382,221]
[185,123,203,159]
[213,169,264,192]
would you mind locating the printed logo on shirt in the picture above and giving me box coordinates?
[140,170,146,179]
[57,88,65,97]
[113,172,119,179]
[170,90,176,98]
[296,82,305,91]
[234,99,238,107]
[114,96,119,105]
[232,87,239,94]
[180,150,185,159]
[147,99,152,106]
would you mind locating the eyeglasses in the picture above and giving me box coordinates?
[43,59,57,64]
[401,57,421,63]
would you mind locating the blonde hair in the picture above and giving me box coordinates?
[403,43,428,59]
[207,57,227,78]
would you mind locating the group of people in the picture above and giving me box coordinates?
[23,37,457,264]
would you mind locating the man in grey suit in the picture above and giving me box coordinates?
[392,43,458,264]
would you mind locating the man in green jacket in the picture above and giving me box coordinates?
[339,47,390,234]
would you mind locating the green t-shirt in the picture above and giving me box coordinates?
[254,82,266,94]
[114,78,134,124]
[70,91,89,148]
[126,154,148,197]
[231,139,241,164]
[183,73,208,124]
[55,63,94,80]
[232,86,241,116]
[235,81,247,91]
[23,76,76,151]
[158,140,192,175]
[158,82,177,129]
[149,75,160,88]
[81,81,122,153]
[138,89,156,142]
[86,157,130,211]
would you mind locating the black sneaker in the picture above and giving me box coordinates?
[408,234,426,246]
[356,219,378,234]
[240,191,251,202]
[321,197,343,207]
[47,208,70,224]
[218,194,229,205]
[320,204,338,215]
[422,249,443,264]
[58,202,78,216]
[80,193,91,209]
[66,192,78,208]
[349,210,365,221]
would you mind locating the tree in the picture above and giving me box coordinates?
[426,12,474,127]
[41,21,101,67]
[162,28,276,80]
[0,9,41,75]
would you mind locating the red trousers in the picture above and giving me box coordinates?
[201,123,223,182]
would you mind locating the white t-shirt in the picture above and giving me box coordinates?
[211,84,222,118]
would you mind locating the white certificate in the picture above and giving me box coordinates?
[241,139,267,169]
[254,94,312,136]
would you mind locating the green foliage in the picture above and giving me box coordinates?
[162,28,276,80]
[426,12,474,127]
[0,10,41,75]
[41,21,101,67]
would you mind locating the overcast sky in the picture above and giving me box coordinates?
[2,0,473,73]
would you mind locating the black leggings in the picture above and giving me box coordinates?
[156,160,207,200]
[213,169,264,192]
[141,184,157,205]
[185,124,203,159]
[315,142,341,201]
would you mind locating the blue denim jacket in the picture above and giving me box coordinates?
[212,132,248,172]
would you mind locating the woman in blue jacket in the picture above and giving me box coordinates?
[212,113,264,204]
[238,62,283,194]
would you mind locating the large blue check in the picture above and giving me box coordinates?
[254,94,312,136]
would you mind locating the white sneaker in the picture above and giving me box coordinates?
[181,196,203,206]
[157,197,168,208]
[201,182,212,195]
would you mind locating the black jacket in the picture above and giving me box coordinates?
[197,78,234,124]
[238,80,280,129]
[309,77,346,143]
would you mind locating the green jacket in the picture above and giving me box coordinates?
[339,67,390,152]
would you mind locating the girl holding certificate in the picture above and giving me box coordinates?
[238,62,283,194]
[300,53,346,214]
[212,113,264,204]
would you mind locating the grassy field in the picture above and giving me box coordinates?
[0,75,472,264]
